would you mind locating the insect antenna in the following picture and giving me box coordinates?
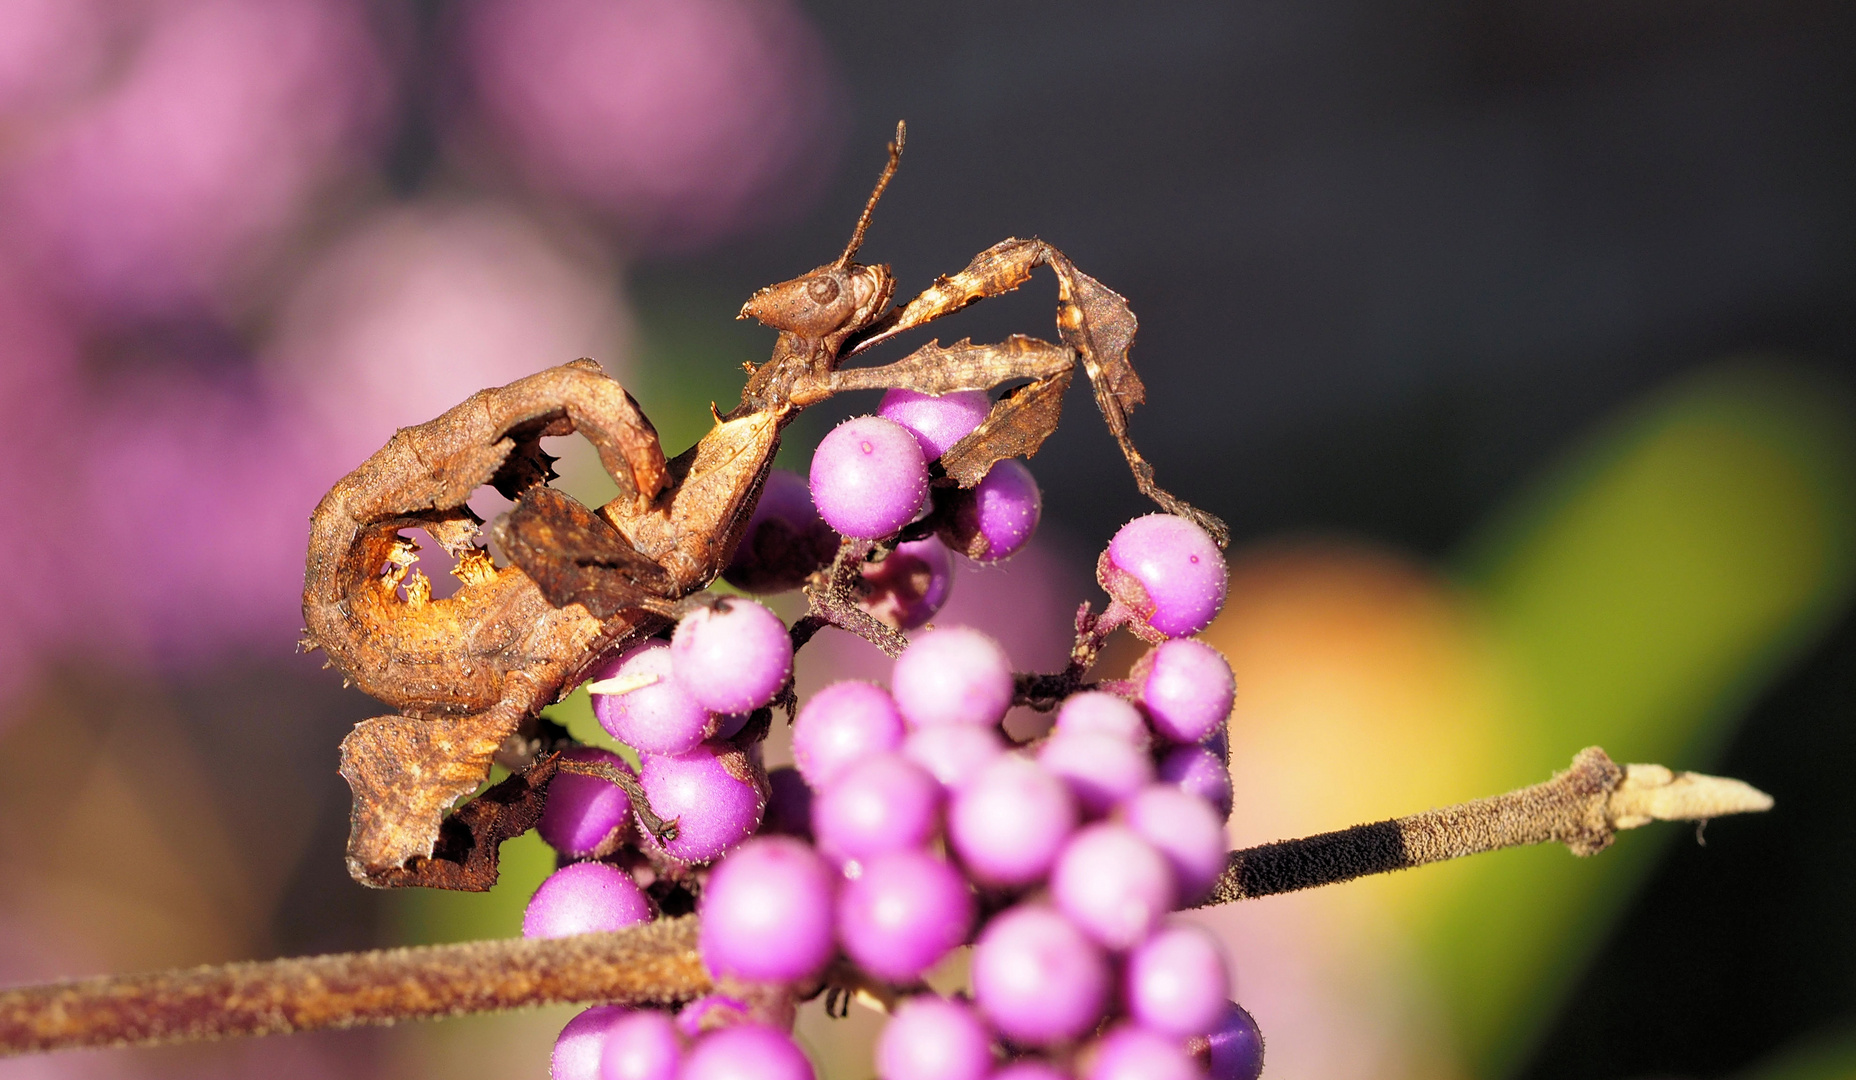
[837,120,906,268]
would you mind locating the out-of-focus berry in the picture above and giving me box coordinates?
[874,995,993,1080]
[699,836,835,982]
[791,680,906,789]
[598,1009,681,1080]
[1055,691,1150,748]
[538,747,635,858]
[1037,730,1155,816]
[1099,514,1227,639]
[1157,744,1234,822]
[681,1023,817,1080]
[948,755,1077,887]
[988,1063,1067,1080]
[1125,925,1231,1037]
[902,725,1005,790]
[724,468,839,593]
[1203,1002,1265,1080]
[762,766,814,839]
[859,536,955,630]
[1082,1024,1203,1080]
[637,743,765,863]
[1050,824,1176,950]
[878,387,990,460]
[810,415,929,539]
[1135,639,1235,745]
[939,459,1041,563]
[838,850,975,984]
[1120,784,1227,902]
[523,862,653,939]
[591,642,715,756]
[891,627,1014,730]
[671,598,792,714]
[813,753,942,864]
[552,1005,630,1080]
[971,905,1110,1046]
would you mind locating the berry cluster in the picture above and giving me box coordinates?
[521,394,1262,1080]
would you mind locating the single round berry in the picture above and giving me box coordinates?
[1205,1002,1265,1080]
[879,387,991,460]
[948,755,1077,887]
[762,766,814,839]
[838,849,975,984]
[552,1005,629,1080]
[1121,784,1227,903]
[1082,1024,1202,1080]
[813,752,943,865]
[671,598,793,715]
[1100,514,1228,639]
[810,415,929,539]
[537,747,634,858]
[523,861,653,940]
[891,627,1014,730]
[939,459,1041,563]
[1050,824,1176,950]
[1125,924,1231,1036]
[875,995,994,1080]
[599,1009,681,1080]
[1157,744,1234,822]
[681,1023,816,1080]
[591,641,714,756]
[792,680,907,789]
[1055,691,1150,748]
[1136,639,1236,745]
[699,836,836,982]
[725,468,839,594]
[902,724,1005,790]
[859,536,955,630]
[1037,730,1155,816]
[971,904,1110,1046]
[637,743,765,864]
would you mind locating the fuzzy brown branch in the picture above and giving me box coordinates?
[1198,746,1773,906]
[0,917,708,1057]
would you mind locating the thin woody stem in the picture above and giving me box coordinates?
[0,917,709,1057]
[1197,746,1773,906]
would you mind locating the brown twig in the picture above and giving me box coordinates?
[0,917,709,1057]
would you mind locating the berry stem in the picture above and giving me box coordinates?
[792,536,909,657]
[1196,746,1773,906]
[0,917,709,1057]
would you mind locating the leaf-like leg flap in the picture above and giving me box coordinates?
[829,335,1074,397]
[940,369,1074,487]
[494,486,675,618]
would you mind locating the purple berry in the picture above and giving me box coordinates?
[638,743,765,864]
[1135,639,1235,745]
[902,725,1005,790]
[762,766,814,840]
[860,536,955,630]
[879,387,991,460]
[1157,744,1234,822]
[699,836,836,983]
[1083,1025,1202,1080]
[1037,730,1155,816]
[875,996,994,1080]
[1204,1002,1265,1080]
[725,468,839,594]
[599,1009,681,1080]
[792,680,907,789]
[538,747,634,858]
[813,752,943,865]
[553,1005,629,1080]
[1100,514,1228,639]
[939,459,1041,563]
[523,861,653,940]
[892,627,1014,730]
[591,641,714,756]
[838,849,975,984]
[948,755,1077,887]
[988,1063,1068,1080]
[1051,824,1176,950]
[671,599,793,715]
[1121,785,1227,903]
[1055,691,1150,748]
[681,1023,816,1080]
[810,415,929,539]
[1125,924,1231,1037]
[971,905,1111,1046]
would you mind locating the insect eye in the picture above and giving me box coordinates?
[807,276,841,303]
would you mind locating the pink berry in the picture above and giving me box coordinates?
[523,862,653,939]
[902,725,1005,790]
[1082,1024,1202,1080]
[891,627,1014,730]
[1100,514,1227,639]
[1124,924,1231,1037]
[1055,691,1150,747]
[1050,824,1176,950]
[552,1005,629,1080]
[939,459,1041,563]
[671,598,793,714]
[791,680,907,789]
[681,1023,816,1080]
[1135,639,1235,745]
[538,747,635,858]
[989,1064,1067,1080]
[725,468,839,594]
[809,415,929,539]
[1037,730,1155,816]
[598,1009,681,1080]
[838,850,975,984]
[878,387,990,459]
[813,752,942,865]
[948,755,1077,887]
[591,641,714,756]
[971,905,1110,1046]
[1158,744,1234,822]
[637,743,765,863]
[875,996,993,1080]
[699,836,835,982]
[859,536,955,630]
[1121,784,1227,903]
